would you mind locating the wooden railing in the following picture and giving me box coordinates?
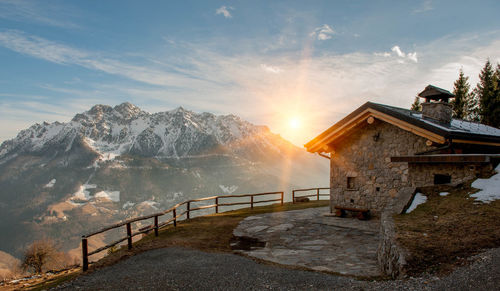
[292,187,329,203]
[81,191,284,271]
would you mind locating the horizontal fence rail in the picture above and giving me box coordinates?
[292,187,330,203]
[81,191,284,271]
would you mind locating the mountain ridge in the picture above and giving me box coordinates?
[0,102,328,260]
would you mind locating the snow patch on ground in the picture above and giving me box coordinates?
[470,165,500,203]
[166,192,183,203]
[122,201,135,209]
[406,192,427,213]
[439,192,449,196]
[72,184,97,201]
[219,185,238,194]
[138,200,160,210]
[44,179,56,188]
[95,190,120,202]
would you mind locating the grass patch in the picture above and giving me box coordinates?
[394,181,500,275]
[27,270,80,291]
[89,200,329,270]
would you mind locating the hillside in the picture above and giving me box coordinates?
[0,103,328,261]
[395,164,500,275]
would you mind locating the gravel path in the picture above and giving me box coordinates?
[56,247,500,290]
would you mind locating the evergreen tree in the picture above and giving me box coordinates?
[475,59,497,126]
[491,64,500,128]
[450,68,470,119]
[410,96,422,111]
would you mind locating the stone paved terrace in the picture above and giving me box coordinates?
[232,207,381,277]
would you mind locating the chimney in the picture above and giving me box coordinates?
[418,85,455,125]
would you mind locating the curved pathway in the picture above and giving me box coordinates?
[55,246,500,290]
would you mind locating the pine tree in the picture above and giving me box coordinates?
[450,68,470,119]
[475,59,497,126]
[410,96,422,111]
[491,63,500,128]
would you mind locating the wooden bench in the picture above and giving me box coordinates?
[334,206,371,220]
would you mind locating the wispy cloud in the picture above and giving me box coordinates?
[1,28,499,146]
[309,24,335,41]
[0,30,216,88]
[216,6,233,18]
[0,0,79,28]
[413,0,433,13]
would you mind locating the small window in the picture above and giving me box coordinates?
[434,174,451,185]
[347,177,356,189]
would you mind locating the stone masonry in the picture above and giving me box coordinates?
[408,162,494,187]
[329,120,429,215]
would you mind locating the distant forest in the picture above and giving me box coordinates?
[411,59,500,128]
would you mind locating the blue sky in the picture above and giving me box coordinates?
[1,0,499,145]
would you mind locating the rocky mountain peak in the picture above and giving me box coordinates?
[113,102,145,120]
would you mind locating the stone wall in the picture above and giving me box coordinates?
[377,186,414,278]
[409,162,494,187]
[329,120,429,214]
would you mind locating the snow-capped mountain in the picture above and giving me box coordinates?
[0,103,328,260]
[0,102,283,162]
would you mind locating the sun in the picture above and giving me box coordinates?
[288,117,301,129]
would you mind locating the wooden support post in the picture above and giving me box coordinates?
[317,188,320,201]
[187,201,190,219]
[126,223,132,250]
[154,216,158,237]
[281,192,284,206]
[251,195,254,209]
[215,197,219,213]
[173,208,177,227]
[292,190,295,204]
[82,237,88,271]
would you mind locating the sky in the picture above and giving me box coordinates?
[0,0,499,146]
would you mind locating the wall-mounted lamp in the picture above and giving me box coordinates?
[372,132,380,142]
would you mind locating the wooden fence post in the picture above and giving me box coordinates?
[215,197,219,213]
[154,216,158,237]
[173,208,177,227]
[126,223,132,250]
[82,237,88,271]
[281,192,284,206]
[251,195,254,209]
[292,190,295,204]
[187,201,190,219]
[317,188,320,201]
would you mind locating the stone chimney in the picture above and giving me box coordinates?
[418,85,455,125]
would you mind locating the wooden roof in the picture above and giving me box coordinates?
[418,85,455,102]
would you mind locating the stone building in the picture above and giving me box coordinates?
[305,85,500,215]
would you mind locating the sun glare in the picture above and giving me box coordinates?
[289,117,301,129]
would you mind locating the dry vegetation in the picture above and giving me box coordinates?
[395,182,500,275]
[90,200,330,269]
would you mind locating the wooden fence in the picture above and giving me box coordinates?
[81,191,284,271]
[292,187,329,203]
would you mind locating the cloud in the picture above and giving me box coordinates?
[216,6,233,18]
[260,64,282,74]
[309,24,335,41]
[374,45,418,63]
[0,30,216,87]
[1,28,499,146]
[413,0,433,13]
[0,0,79,28]
[391,46,405,57]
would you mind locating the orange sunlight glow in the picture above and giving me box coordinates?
[288,117,301,129]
